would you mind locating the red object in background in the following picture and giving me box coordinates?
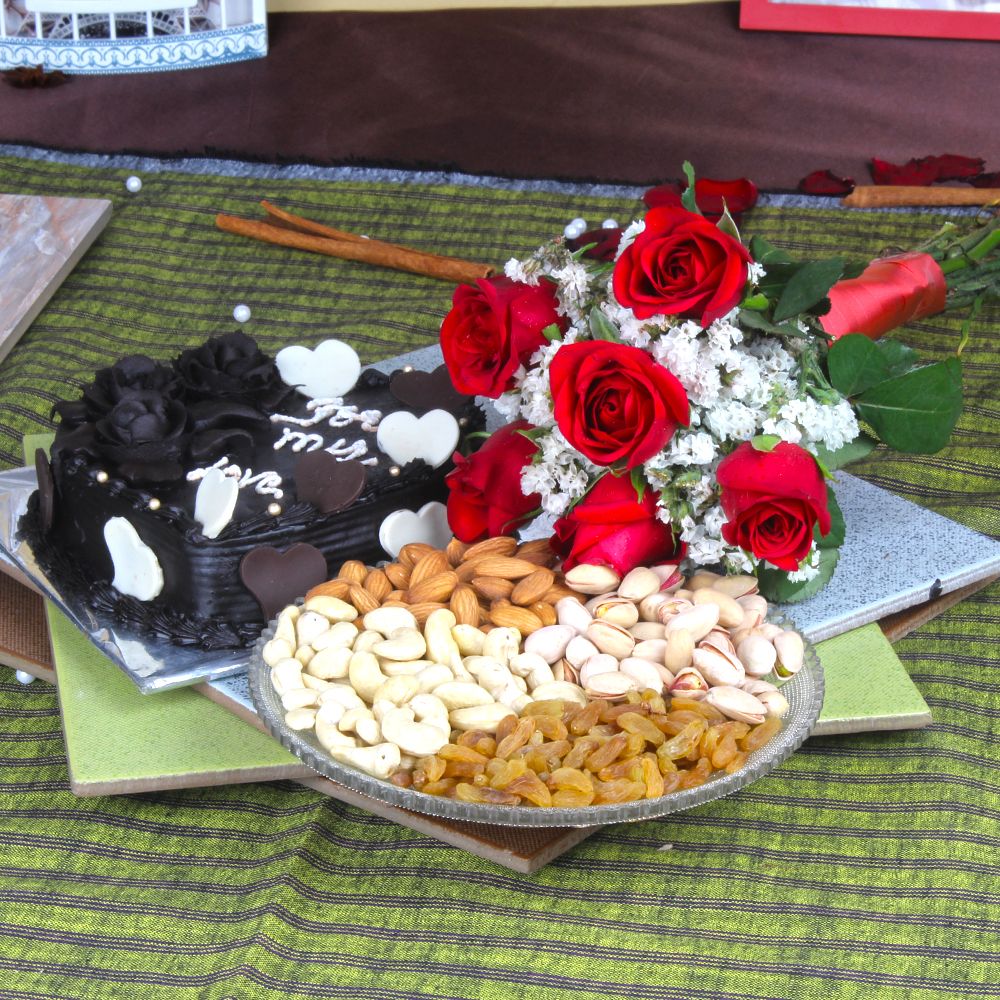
[798,170,855,196]
[740,0,1000,42]
[565,227,622,262]
[870,154,985,185]
[819,252,947,341]
[643,177,758,221]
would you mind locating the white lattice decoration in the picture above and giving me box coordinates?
[1,0,265,72]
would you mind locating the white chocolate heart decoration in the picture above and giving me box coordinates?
[194,467,239,540]
[378,502,452,559]
[103,517,164,601]
[275,339,361,399]
[376,409,460,469]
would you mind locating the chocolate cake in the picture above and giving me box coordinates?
[28,332,481,649]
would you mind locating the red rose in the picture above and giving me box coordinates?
[549,341,689,470]
[445,422,541,542]
[552,473,683,575]
[440,276,564,399]
[717,442,831,571]
[612,206,752,326]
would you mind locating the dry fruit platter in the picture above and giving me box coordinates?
[249,536,823,826]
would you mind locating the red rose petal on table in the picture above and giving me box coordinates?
[642,178,758,221]
[798,170,855,196]
[870,154,985,185]
[565,227,622,261]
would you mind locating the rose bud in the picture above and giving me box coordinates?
[549,340,689,469]
[716,441,831,571]
[613,206,752,327]
[445,421,542,543]
[552,473,684,575]
[440,276,565,399]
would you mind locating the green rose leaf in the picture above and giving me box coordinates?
[589,307,620,342]
[751,434,781,453]
[827,334,892,396]
[812,433,878,471]
[772,258,845,322]
[748,236,793,268]
[630,467,648,502]
[757,546,840,604]
[854,357,963,454]
[681,162,700,215]
[875,338,920,377]
[716,202,741,242]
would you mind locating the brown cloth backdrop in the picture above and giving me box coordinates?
[2,3,997,190]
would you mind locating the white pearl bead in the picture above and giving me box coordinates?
[563,218,587,239]
[15,671,35,685]
[602,218,619,229]
[125,176,142,193]
[233,304,252,323]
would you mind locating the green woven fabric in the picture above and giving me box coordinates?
[1,152,999,999]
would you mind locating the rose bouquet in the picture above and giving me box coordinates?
[439,167,1000,601]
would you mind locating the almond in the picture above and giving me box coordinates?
[409,550,451,587]
[530,601,558,627]
[510,568,555,606]
[383,589,407,603]
[348,584,380,615]
[337,559,368,585]
[305,578,350,601]
[445,537,469,566]
[542,583,585,604]
[384,562,411,590]
[449,585,482,627]
[473,556,541,580]
[399,542,438,568]
[515,538,558,567]
[489,604,544,635]
[405,601,448,627]
[461,535,519,562]
[471,576,515,602]
[363,568,392,602]
[407,570,459,605]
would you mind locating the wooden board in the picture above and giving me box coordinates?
[0,195,112,365]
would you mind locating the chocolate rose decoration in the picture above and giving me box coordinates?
[93,390,190,483]
[174,331,291,409]
[54,355,179,427]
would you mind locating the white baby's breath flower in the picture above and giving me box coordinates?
[747,261,767,284]
[503,256,541,285]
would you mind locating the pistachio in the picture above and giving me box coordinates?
[757,689,790,719]
[585,671,638,699]
[654,597,695,624]
[555,596,593,632]
[584,591,618,614]
[578,653,621,686]
[741,678,779,696]
[693,588,745,629]
[737,594,769,629]
[704,685,767,725]
[711,575,759,599]
[754,622,783,641]
[669,665,709,699]
[523,624,576,664]
[691,644,745,687]
[593,597,640,628]
[773,630,805,677]
[564,563,621,595]
[586,620,636,659]
[664,628,695,673]
[638,592,670,622]
[565,634,600,668]
[618,656,665,693]
[686,570,723,591]
[632,638,668,663]
[628,622,666,642]
[617,566,661,602]
[664,604,719,642]
[529,681,589,706]
[737,634,777,678]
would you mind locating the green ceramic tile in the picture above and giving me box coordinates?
[812,623,931,735]
[47,604,308,795]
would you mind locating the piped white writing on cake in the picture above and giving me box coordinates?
[270,398,382,432]
[187,457,285,499]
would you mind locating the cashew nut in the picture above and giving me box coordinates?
[380,706,449,757]
[306,645,352,680]
[432,680,495,711]
[327,743,400,779]
[348,650,388,703]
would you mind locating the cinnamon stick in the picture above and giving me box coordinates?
[216,212,494,284]
[844,186,1000,208]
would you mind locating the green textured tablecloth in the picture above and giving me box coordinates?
[1,150,998,1000]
